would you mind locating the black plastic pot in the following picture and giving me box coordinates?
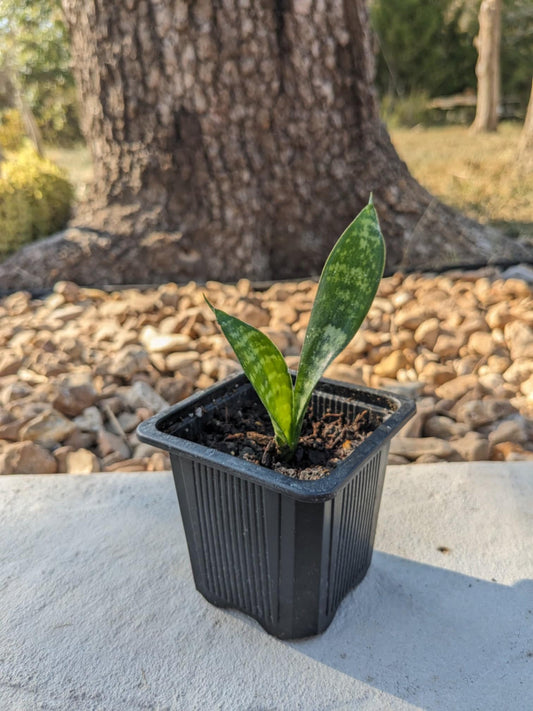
[137,373,415,639]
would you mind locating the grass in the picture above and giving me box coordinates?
[390,122,533,230]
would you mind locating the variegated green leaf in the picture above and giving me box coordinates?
[205,298,294,451]
[292,200,385,440]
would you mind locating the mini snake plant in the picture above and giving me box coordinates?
[206,197,385,460]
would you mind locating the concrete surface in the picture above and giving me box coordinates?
[0,463,532,711]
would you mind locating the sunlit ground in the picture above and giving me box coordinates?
[390,122,533,234]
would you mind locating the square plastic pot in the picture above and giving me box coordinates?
[137,373,415,639]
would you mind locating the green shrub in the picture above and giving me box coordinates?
[0,0,82,147]
[0,147,74,258]
[0,109,26,151]
[371,0,533,117]
[502,0,533,114]
[371,0,477,100]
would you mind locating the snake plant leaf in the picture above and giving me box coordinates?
[292,200,385,440]
[205,298,294,451]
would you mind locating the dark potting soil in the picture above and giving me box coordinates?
[192,400,383,480]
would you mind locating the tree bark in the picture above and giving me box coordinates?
[471,0,501,133]
[0,0,530,290]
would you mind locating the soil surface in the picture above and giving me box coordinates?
[191,401,383,480]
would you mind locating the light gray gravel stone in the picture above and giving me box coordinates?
[124,381,169,413]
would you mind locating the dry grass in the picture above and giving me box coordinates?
[390,122,533,229]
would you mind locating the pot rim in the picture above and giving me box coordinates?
[137,372,415,502]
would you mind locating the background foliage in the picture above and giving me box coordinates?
[371,0,533,125]
[0,108,26,151]
[371,0,477,100]
[501,0,533,113]
[0,0,81,146]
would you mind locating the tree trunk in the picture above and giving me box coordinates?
[16,89,45,157]
[0,0,530,290]
[471,0,501,133]
[518,78,533,167]
[6,58,45,156]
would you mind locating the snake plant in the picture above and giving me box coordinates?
[206,197,386,459]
